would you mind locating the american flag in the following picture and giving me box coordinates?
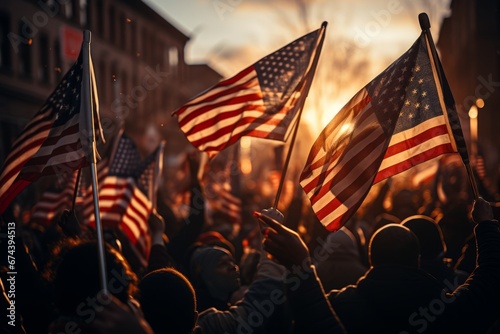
[31,170,79,227]
[89,133,162,260]
[0,46,101,214]
[207,182,242,223]
[300,33,467,232]
[173,24,326,158]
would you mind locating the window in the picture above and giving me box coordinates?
[38,33,50,83]
[18,21,32,78]
[54,40,62,81]
[169,46,178,75]
[64,1,74,19]
[118,12,126,50]
[109,6,116,43]
[79,0,88,27]
[0,12,11,70]
[130,20,137,56]
[98,59,107,103]
[96,0,103,36]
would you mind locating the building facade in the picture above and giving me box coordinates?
[437,0,500,182]
[0,0,222,211]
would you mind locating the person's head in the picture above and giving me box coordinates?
[196,230,235,257]
[401,215,446,261]
[368,224,420,268]
[189,246,240,301]
[138,268,198,334]
[52,239,138,315]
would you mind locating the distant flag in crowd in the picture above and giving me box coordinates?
[89,133,163,261]
[81,157,109,222]
[173,23,326,158]
[207,182,242,223]
[411,160,439,187]
[0,43,103,214]
[300,32,468,232]
[31,170,80,227]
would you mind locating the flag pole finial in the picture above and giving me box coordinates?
[84,29,91,42]
[419,13,431,31]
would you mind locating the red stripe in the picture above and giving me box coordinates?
[185,103,266,136]
[176,66,255,115]
[302,117,381,195]
[191,109,288,149]
[374,143,454,183]
[179,91,262,128]
[384,124,449,158]
[0,179,32,213]
[312,131,386,209]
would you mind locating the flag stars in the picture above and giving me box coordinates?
[421,91,427,97]
[418,78,424,84]
[415,102,420,108]
[408,113,415,119]
[405,99,411,106]
[414,65,421,72]
[412,89,418,95]
[424,104,430,110]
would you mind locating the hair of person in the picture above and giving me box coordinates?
[369,224,420,268]
[138,268,197,334]
[51,238,138,315]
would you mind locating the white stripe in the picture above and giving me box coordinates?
[302,112,380,197]
[179,69,257,113]
[311,133,385,211]
[180,81,262,131]
[185,109,283,142]
[379,134,451,171]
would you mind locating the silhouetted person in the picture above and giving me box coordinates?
[48,240,147,333]
[258,198,500,333]
[402,215,468,288]
[138,268,200,333]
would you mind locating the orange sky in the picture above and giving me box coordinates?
[146,0,451,135]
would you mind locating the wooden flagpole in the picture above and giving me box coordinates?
[418,13,480,200]
[273,22,328,209]
[82,30,108,294]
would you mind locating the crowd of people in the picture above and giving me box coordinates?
[1,154,500,334]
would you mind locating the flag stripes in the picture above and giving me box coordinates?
[301,33,464,232]
[174,26,325,158]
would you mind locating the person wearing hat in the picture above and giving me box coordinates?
[189,245,241,312]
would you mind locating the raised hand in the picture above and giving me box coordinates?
[254,210,311,269]
[472,197,495,224]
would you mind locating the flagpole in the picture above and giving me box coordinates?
[273,22,328,209]
[71,168,82,210]
[82,30,108,294]
[418,13,480,200]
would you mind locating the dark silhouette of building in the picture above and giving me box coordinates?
[437,0,500,186]
[0,0,222,208]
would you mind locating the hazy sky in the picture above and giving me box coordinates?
[145,0,451,133]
